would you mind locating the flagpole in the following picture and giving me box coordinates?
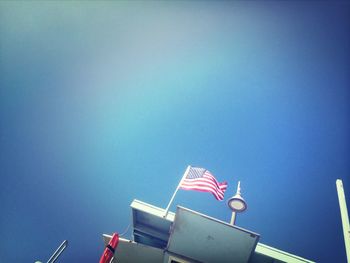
[163,165,191,217]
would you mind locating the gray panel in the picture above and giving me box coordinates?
[167,207,259,263]
[103,236,164,263]
[131,200,174,249]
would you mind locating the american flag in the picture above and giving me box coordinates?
[179,166,228,200]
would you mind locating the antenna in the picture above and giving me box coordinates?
[35,240,68,263]
[47,240,68,263]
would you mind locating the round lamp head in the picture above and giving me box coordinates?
[227,194,247,212]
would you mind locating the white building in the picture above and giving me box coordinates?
[103,199,315,263]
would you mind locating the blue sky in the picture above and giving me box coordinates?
[0,1,349,262]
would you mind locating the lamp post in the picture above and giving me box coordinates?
[227,181,247,225]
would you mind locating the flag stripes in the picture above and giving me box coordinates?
[179,167,227,200]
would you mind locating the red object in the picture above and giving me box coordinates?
[99,233,119,263]
[180,166,227,200]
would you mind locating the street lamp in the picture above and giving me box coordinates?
[227,181,247,225]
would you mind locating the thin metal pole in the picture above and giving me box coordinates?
[229,181,240,226]
[163,165,191,217]
[230,211,237,225]
[47,240,68,263]
[336,179,350,262]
